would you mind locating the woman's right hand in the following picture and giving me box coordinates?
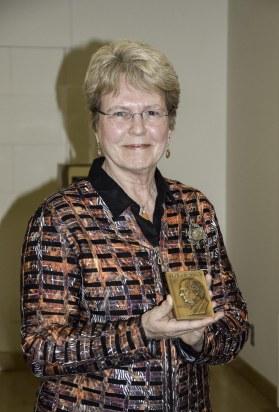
[141,294,223,345]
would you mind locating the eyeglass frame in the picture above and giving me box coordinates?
[96,109,169,122]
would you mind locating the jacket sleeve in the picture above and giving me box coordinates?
[21,203,150,378]
[176,192,249,364]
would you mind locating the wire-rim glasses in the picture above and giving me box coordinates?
[96,109,169,124]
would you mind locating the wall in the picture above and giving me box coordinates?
[227,0,279,386]
[0,0,228,358]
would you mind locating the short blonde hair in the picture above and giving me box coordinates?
[84,40,180,131]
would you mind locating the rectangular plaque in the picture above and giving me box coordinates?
[165,270,214,320]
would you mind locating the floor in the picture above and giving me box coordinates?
[210,364,278,412]
[0,364,277,412]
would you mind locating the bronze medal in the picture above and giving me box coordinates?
[165,270,214,320]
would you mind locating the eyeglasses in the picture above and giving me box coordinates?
[96,109,169,124]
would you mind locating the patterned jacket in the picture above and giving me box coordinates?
[21,177,248,412]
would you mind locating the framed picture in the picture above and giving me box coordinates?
[65,164,91,185]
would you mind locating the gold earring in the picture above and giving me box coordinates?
[97,142,102,157]
[95,135,102,157]
[165,135,171,159]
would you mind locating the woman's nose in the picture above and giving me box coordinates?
[128,113,146,134]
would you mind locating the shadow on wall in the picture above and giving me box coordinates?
[0,40,106,365]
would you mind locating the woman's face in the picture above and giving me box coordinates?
[96,77,171,176]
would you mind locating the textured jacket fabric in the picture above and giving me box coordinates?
[21,177,248,412]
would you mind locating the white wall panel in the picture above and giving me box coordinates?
[10,47,66,95]
[0,0,72,47]
[0,47,11,93]
[0,145,14,192]
[0,95,68,145]
[14,144,67,194]
[0,193,18,223]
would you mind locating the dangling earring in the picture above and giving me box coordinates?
[165,147,171,159]
[165,135,171,159]
[96,135,102,157]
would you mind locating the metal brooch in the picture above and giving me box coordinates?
[189,223,205,249]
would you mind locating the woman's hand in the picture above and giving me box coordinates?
[141,275,224,350]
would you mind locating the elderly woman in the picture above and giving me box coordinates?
[21,40,248,412]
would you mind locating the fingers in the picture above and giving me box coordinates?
[166,315,217,334]
[166,294,173,307]
[171,309,224,333]
[205,273,212,289]
[142,292,225,341]
[205,274,213,300]
[213,311,224,321]
[145,295,173,324]
[157,295,173,317]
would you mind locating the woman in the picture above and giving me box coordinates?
[21,40,248,412]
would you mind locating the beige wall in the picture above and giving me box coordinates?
[227,0,279,386]
[0,0,228,357]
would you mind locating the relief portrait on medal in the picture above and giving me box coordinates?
[179,277,209,315]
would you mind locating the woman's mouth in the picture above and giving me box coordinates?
[123,144,151,149]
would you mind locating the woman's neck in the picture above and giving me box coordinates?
[102,158,157,220]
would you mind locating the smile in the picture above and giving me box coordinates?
[123,144,151,149]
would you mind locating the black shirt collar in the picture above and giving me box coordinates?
[87,156,173,219]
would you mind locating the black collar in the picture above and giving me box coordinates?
[87,156,173,219]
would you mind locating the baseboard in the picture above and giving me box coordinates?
[230,357,277,405]
[0,351,26,372]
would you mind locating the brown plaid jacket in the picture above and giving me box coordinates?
[21,177,248,411]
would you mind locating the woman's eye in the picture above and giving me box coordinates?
[147,110,160,117]
[112,111,129,118]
